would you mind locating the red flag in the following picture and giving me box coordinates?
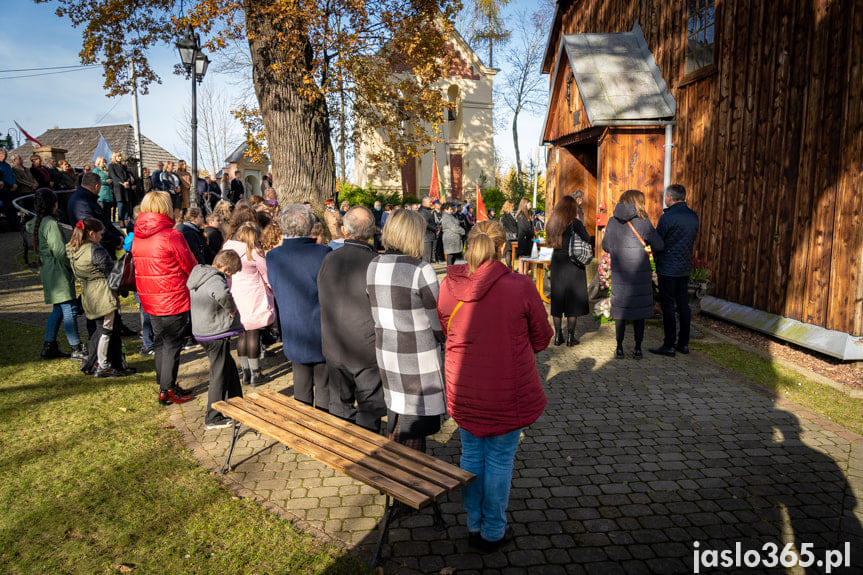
[429,155,440,201]
[475,185,488,222]
[14,121,42,148]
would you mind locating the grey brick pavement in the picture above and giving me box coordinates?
[1,231,861,574]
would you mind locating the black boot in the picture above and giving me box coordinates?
[554,329,565,346]
[249,368,268,388]
[567,330,580,346]
[41,341,70,360]
[615,342,624,359]
[634,343,643,358]
[69,343,87,361]
[241,368,251,386]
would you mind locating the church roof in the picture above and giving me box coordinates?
[543,22,675,136]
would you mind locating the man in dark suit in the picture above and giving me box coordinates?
[230,172,245,204]
[649,184,700,357]
[317,206,386,431]
[417,195,439,263]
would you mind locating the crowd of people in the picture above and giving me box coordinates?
[19,156,698,552]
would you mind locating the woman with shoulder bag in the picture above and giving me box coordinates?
[547,195,591,346]
[601,189,665,358]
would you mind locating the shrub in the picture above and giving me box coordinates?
[337,182,402,209]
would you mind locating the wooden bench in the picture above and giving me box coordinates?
[212,390,474,566]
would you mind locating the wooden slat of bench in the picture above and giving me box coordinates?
[254,390,474,486]
[250,393,462,492]
[214,399,432,509]
[227,397,448,500]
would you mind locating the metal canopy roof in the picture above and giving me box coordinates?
[563,22,675,126]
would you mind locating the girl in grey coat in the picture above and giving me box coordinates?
[601,190,664,358]
[440,203,465,266]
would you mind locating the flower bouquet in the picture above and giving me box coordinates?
[591,253,613,324]
[592,297,613,324]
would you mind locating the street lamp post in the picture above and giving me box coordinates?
[176,25,209,210]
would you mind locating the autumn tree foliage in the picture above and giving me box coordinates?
[37,0,460,206]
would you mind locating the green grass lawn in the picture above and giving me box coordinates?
[0,319,371,574]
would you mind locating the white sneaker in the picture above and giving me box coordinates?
[205,420,234,430]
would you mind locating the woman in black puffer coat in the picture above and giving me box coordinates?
[601,190,664,358]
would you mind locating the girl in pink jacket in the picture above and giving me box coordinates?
[223,221,275,386]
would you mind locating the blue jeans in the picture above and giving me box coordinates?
[136,293,154,351]
[45,301,81,346]
[116,201,129,222]
[459,427,522,541]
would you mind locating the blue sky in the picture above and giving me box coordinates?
[1,1,548,177]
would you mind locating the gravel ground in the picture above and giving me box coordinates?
[694,314,863,392]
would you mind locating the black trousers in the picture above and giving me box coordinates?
[200,337,242,424]
[291,361,330,411]
[150,312,188,391]
[434,235,445,262]
[658,275,691,348]
[615,319,645,345]
[327,360,386,432]
[446,253,460,266]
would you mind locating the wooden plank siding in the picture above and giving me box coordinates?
[543,0,863,336]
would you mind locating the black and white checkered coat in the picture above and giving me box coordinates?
[366,254,446,417]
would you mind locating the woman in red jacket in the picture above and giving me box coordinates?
[131,191,199,405]
[437,219,553,553]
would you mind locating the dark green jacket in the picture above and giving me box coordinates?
[68,242,118,319]
[26,216,76,304]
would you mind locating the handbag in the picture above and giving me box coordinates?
[107,251,136,293]
[568,223,594,267]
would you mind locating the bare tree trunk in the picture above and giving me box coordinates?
[245,0,336,207]
[513,111,522,193]
[339,80,347,183]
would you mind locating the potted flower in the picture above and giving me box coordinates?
[688,256,713,302]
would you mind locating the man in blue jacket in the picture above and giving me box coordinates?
[151,161,165,191]
[267,203,332,410]
[649,184,700,357]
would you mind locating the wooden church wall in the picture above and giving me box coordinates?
[547,0,863,335]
